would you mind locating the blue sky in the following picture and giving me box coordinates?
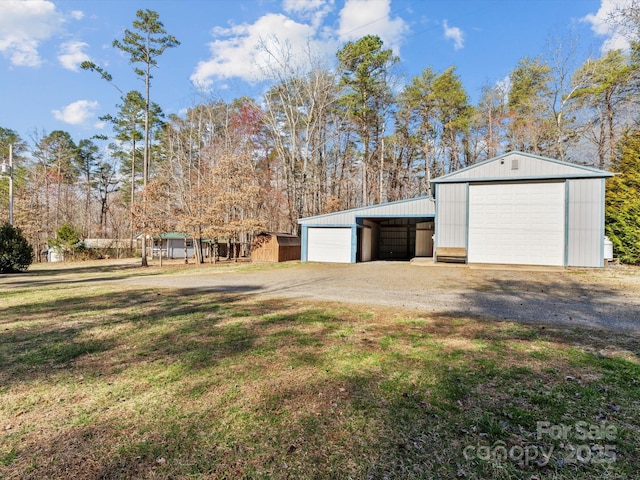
[0,0,627,145]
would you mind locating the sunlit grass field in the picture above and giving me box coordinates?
[1,264,639,479]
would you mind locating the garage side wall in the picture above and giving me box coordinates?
[567,178,605,267]
[435,183,468,249]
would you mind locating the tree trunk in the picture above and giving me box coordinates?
[597,111,606,170]
[184,237,188,264]
[422,140,432,197]
[130,137,136,251]
[195,237,203,264]
[141,58,151,267]
[606,92,615,169]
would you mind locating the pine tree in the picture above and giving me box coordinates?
[606,131,640,264]
[113,9,179,266]
[337,35,398,205]
[0,223,33,273]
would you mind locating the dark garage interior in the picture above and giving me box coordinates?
[357,217,434,261]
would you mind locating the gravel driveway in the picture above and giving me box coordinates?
[116,261,640,333]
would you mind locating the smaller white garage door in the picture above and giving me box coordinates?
[307,227,352,263]
[468,182,565,266]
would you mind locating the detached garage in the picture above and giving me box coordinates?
[299,197,436,263]
[299,151,612,267]
[432,151,613,267]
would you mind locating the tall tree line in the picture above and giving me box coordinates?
[2,7,640,262]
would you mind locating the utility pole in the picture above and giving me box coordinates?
[8,144,12,226]
[1,144,13,225]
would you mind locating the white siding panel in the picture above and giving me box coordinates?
[468,183,565,265]
[307,227,352,263]
[436,183,467,248]
[567,179,604,267]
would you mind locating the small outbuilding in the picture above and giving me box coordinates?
[45,246,64,262]
[298,151,613,267]
[251,232,301,262]
[152,232,202,259]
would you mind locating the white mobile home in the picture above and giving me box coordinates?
[153,232,199,259]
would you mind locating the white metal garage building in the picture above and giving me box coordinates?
[299,151,613,267]
[432,151,613,267]
[300,197,436,263]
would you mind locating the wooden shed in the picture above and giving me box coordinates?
[251,233,301,262]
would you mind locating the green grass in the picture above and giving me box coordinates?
[0,264,639,479]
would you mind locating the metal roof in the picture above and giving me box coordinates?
[431,151,613,184]
[254,232,301,246]
[155,232,188,239]
[299,196,436,226]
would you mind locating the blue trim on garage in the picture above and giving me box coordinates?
[301,223,355,228]
[355,214,435,221]
[465,182,470,263]
[355,214,435,218]
[433,173,613,184]
[351,225,358,263]
[564,180,570,267]
[600,178,606,267]
[434,184,439,262]
[301,225,308,262]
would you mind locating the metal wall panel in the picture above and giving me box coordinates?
[435,183,467,248]
[567,178,604,267]
[433,152,608,184]
[454,154,579,180]
[299,197,435,226]
[300,211,355,226]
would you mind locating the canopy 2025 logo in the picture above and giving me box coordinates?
[463,421,617,467]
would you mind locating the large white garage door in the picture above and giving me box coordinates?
[307,227,352,263]
[468,183,565,266]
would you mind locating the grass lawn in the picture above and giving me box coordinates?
[1,263,639,479]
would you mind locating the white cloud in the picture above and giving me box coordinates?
[283,0,333,27]
[70,10,84,20]
[0,0,64,67]
[283,0,328,13]
[443,20,464,50]
[58,41,90,71]
[583,0,633,52]
[52,100,99,125]
[191,0,411,87]
[337,0,408,53]
[191,13,321,87]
